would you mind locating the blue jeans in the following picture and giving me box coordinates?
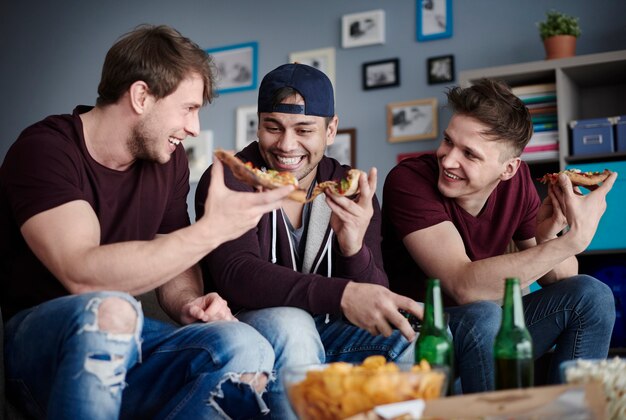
[237,307,413,420]
[448,274,615,393]
[4,291,275,419]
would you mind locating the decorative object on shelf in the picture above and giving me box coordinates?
[289,47,336,90]
[206,42,258,94]
[187,130,213,183]
[387,98,438,143]
[537,10,581,60]
[235,105,258,151]
[362,58,400,90]
[427,54,455,84]
[417,0,452,42]
[341,9,385,48]
[326,128,356,167]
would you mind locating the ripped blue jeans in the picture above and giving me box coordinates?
[4,291,274,419]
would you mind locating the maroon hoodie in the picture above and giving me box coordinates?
[195,142,387,314]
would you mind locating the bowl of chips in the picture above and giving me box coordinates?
[283,355,448,420]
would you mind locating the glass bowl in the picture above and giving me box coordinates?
[282,357,448,420]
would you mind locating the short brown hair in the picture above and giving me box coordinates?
[96,24,215,106]
[446,79,533,158]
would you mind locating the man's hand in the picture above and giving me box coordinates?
[179,292,237,324]
[554,171,618,253]
[340,282,423,341]
[326,168,377,257]
[536,185,568,243]
[200,158,294,245]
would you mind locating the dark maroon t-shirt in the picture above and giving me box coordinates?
[0,106,191,322]
[381,153,540,305]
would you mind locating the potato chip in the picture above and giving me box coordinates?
[285,355,446,420]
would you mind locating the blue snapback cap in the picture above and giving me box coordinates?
[257,63,335,118]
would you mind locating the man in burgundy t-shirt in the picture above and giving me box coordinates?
[382,79,617,392]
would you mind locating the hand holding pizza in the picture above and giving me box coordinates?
[325,168,377,257]
[199,157,294,246]
[551,170,618,253]
[536,185,569,243]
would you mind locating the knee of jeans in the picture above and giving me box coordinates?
[456,301,502,336]
[574,275,616,323]
[77,293,142,397]
[255,307,323,365]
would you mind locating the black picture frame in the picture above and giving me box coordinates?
[362,58,400,90]
[427,54,455,85]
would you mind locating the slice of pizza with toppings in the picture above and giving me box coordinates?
[214,149,307,202]
[537,168,612,190]
[308,169,364,202]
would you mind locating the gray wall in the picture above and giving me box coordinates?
[2,0,626,218]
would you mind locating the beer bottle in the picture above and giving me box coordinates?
[494,277,534,390]
[414,278,454,393]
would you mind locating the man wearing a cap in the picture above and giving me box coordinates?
[195,63,421,418]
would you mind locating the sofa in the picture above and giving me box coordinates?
[1,291,174,419]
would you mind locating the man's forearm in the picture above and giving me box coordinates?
[156,264,203,323]
[450,237,579,304]
[64,221,219,296]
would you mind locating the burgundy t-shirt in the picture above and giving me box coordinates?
[0,106,191,322]
[381,153,540,305]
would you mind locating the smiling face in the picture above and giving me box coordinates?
[257,93,338,191]
[436,114,520,216]
[129,73,203,164]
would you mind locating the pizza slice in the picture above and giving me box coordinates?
[214,149,307,202]
[308,169,364,202]
[538,168,612,190]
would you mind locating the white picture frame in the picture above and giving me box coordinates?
[341,9,386,49]
[235,105,258,151]
[187,129,213,183]
[289,47,336,90]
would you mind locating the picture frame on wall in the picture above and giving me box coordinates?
[417,0,453,41]
[326,128,356,167]
[235,105,258,151]
[362,58,400,90]
[206,42,258,94]
[342,9,385,48]
[427,54,455,84]
[289,47,336,89]
[187,130,213,183]
[387,98,438,143]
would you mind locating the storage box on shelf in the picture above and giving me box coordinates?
[616,115,626,152]
[570,117,615,156]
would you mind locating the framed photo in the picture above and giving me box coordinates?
[187,129,213,183]
[289,47,336,89]
[326,128,356,167]
[417,0,453,41]
[235,105,258,151]
[342,9,385,48]
[387,98,438,143]
[427,54,455,84]
[362,58,400,90]
[206,42,258,94]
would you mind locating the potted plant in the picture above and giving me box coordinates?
[537,10,581,60]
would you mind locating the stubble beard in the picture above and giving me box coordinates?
[128,121,168,164]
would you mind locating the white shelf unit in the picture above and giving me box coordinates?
[459,49,626,170]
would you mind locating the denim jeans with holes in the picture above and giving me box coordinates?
[5,291,275,419]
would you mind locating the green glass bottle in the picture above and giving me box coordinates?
[414,278,454,394]
[494,277,534,390]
